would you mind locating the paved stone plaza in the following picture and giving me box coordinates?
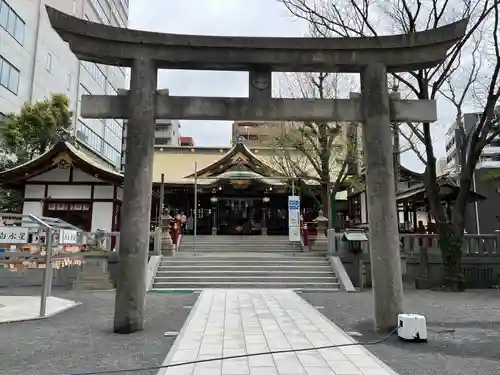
[0,295,80,323]
[159,290,398,375]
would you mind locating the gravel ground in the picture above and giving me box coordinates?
[0,287,198,375]
[300,289,500,375]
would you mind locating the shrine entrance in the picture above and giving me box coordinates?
[45,5,468,331]
[218,198,262,235]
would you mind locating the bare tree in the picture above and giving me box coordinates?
[279,0,500,290]
[270,71,360,227]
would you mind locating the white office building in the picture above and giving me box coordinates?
[445,109,500,172]
[0,0,129,169]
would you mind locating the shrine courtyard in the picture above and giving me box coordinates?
[0,287,498,375]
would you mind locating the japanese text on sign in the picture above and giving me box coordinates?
[60,230,78,244]
[288,196,301,242]
[0,227,29,244]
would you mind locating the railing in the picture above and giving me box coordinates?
[327,232,500,258]
[81,228,162,255]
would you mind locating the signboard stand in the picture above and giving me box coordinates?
[288,196,301,255]
[0,213,83,318]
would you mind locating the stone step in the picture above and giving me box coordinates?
[179,245,298,250]
[159,261,328,267]
[157,267,331,273]
[154,276,338,283]
[152,281,340,289]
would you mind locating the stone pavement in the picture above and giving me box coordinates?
[159,289,398,375]
[0,295,80,323]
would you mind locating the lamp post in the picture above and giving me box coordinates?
[262,196,270,235]
[210,196,218,235]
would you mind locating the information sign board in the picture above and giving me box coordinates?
[60,230,78,244]
[0,227,29,244]
[288,196,301,242]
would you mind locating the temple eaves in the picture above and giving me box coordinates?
[45,6,468,73]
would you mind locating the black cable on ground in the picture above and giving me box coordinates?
[70,327,399,375]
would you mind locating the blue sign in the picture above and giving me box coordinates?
[288,200,300,210]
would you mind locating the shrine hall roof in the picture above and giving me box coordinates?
[0,141,123,187]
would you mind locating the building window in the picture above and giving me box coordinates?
[88,0,110,25]
[0,56,19,94]
[76,119,121,167]
[0,0,25,44]
[66,73,72,91]
[81,61,106,91]
[46,53,52,72]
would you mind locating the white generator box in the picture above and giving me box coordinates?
[397,314,427,342]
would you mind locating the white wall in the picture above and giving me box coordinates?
[94,185,113,199]
[91,202,113,231]
[22,201,43,217]
[24,184,45,199]
[47,185,91,199]
[360,192,367,223]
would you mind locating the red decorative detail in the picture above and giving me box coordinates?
[180,137,194,146]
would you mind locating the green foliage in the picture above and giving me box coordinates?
[0,94,71,162]
[0,93,71,212]
[480,170,500,184]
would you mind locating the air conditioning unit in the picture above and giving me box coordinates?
[397,314,427,342]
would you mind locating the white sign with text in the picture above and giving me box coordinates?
[0,227,29,244]
[288,196,301,242]
[60,230,78,244]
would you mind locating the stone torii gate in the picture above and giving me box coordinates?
[46,6,467,333]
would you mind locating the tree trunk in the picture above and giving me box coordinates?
[435,222,465,291]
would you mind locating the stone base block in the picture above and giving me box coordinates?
[310,238,327,252]
[74,277,114,290]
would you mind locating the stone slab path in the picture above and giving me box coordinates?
[0,295,80,323]
[159,289,398,375]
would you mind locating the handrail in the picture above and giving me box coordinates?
[27,214,53,229]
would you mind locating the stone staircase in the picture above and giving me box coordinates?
[178,235,301,253]
[151,254,339,291]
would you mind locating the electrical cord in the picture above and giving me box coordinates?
[70,326,399,375]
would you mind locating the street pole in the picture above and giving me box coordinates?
[194,161,198,256]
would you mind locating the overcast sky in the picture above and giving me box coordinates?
[128,0,453,172]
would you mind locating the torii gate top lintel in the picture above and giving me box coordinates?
[46,6,468,73]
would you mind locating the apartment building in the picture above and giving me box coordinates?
[121,118,182,170]
[445,110,500,172]
[0,0,129,169]
[231,121,283,146]
[444,109,500,233]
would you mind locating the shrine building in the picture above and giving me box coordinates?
[0,141,349,235]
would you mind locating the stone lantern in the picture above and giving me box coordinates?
[160,212,174,255]
[262,196,270,235]
[210,196,218,235]
[311,209,328,252]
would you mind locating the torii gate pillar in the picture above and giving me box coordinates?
[114,58,157,333]
[361,63,403,330]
